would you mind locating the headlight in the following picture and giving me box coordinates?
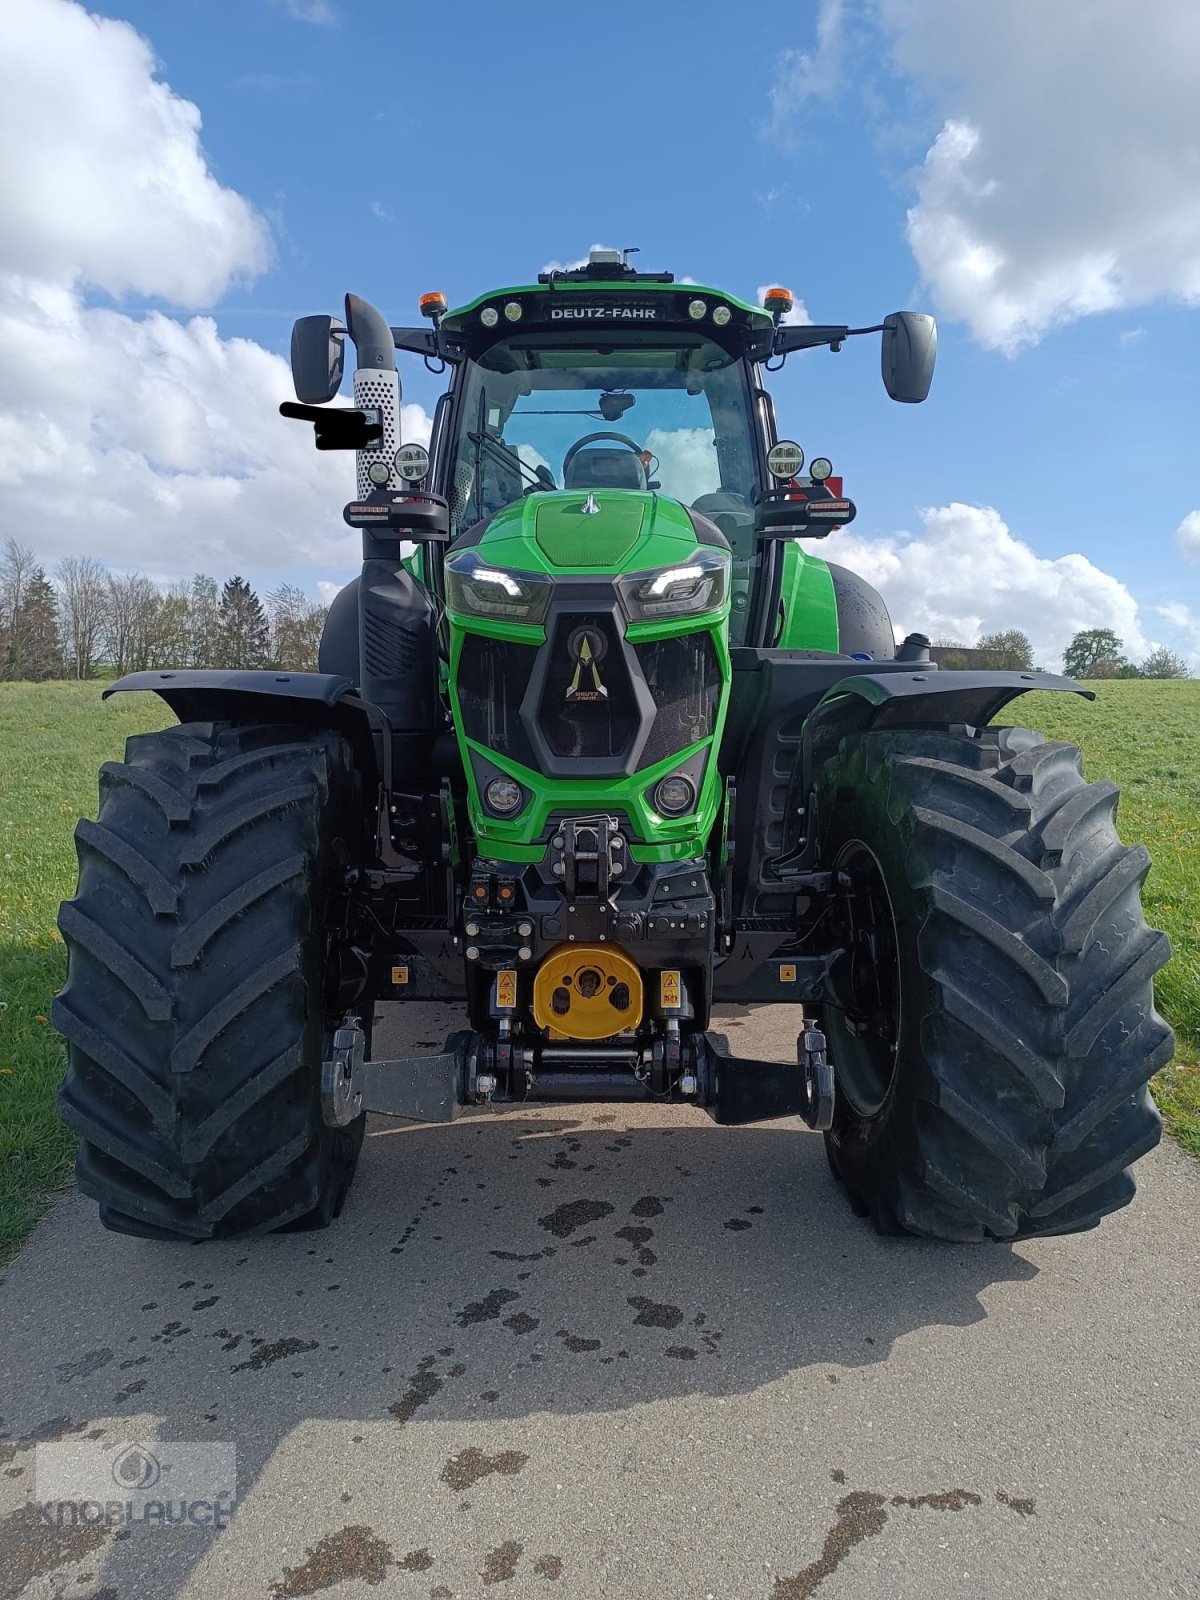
[445,552,552,623]
[767,440,805,479]
[616,547,729,621]
[394,443,430,482]
[687,298,708,320]
[484,776,523,815]
[480,306,499,328]
[654,775,695,816]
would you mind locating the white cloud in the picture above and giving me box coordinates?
[772,1,1200,351]
[767,0,845,132]
[2,0,269,307]
[886,0,1200,351]
[515,443,552,480]
[1175,510,1200,564]
[755,286,812,326]
[274,0,336,23]
[644,428,721,503]
[823,502,1152,669]
[1154,601,1200,664]
[1118,327,1146,348]
[369,200,393,223]
[0,0,429,585]
[1157,602,1191,628]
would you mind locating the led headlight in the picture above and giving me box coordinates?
[394,443,430,482]
[654,775,695,816]
[687,298,708,320]
[484,776,523,815]
[712,304,732,326]
[810,456,833,481]
[445,551,552,622]
[616,547,729,622]
[366,460,390,486]
[480,306,499,328]
[767,440,805,479]
[503,301,523,322]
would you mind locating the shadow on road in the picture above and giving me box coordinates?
[0,1099,1039,1597]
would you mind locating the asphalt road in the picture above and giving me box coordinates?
[1,1001,1197,1600]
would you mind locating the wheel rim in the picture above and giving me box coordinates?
[827,839,902,1118]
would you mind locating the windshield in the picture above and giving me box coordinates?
[446,335,759,536]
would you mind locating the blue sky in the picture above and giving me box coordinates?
[3,0,1198,666]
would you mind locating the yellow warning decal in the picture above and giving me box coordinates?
[779,964,797,983]
[391,964,410,986]
[660,970,682,1010]
[496,970,518,1010]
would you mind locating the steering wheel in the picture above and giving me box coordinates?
[562,431,647,490]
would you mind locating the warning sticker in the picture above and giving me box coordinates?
[660,970,682,1010]
[779,964,797,983]
[391,965,410,986]
[496,970,517,1010]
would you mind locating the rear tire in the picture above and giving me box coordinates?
[54,722,367,1240]
[816,724,1173,1241]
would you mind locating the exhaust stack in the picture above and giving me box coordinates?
[345,293,401,497]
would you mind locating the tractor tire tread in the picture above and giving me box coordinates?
[54,721,365,1240]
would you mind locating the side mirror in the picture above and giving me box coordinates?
[291,314,346,404]
[881,311,937,403]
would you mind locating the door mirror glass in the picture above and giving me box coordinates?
[291,314,346,404]
[881,311,937,404]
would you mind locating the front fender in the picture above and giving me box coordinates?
[103,668,381,781]
[800,667,1093,795]
[104,668,355,720]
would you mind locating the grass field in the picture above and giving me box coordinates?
[1,677,1196,1258]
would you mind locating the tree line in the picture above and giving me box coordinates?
[1,537,1189,684]
[934,627,1190,679]
[0,538,330,681]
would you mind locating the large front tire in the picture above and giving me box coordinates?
[54,722,367,1240]
[817,724,1173,1241]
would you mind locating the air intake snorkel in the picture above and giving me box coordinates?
[344,292,401,498]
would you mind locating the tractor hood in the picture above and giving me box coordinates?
[459,489,722,578]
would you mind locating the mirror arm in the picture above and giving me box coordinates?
[772,322,888,357]
[390,326,455,362]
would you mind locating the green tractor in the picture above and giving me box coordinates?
[55,249,1173,1243]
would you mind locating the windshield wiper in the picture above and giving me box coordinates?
[467,420,553,496]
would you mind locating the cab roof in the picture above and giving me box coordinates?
[439,266,776,362]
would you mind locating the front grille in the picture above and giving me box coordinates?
[455,616,723,779]
[456,634,540,768]
[537,613,640,761]
[635,633,721,770]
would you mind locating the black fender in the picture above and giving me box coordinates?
[103,669,383,784]
[799,667,1094,801]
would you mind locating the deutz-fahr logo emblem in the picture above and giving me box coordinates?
[566,626,608,702]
